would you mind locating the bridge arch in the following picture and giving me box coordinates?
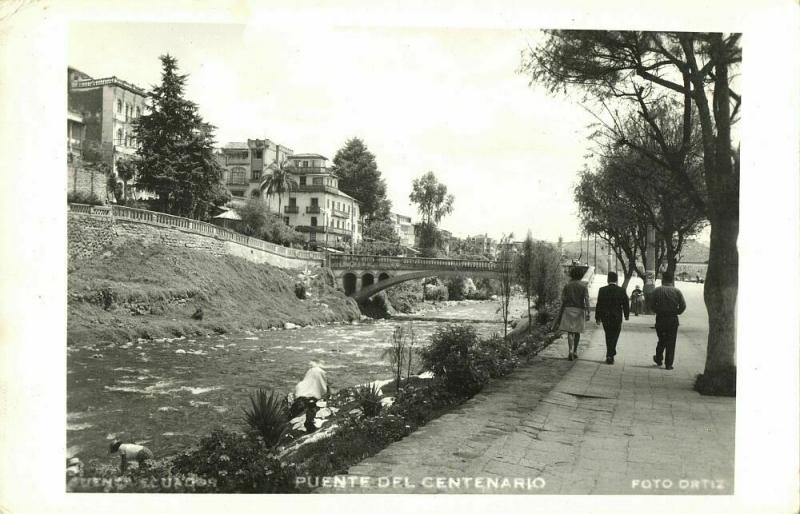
[378,272,390,282]
[342,272,357,296]
[361,272,375,288]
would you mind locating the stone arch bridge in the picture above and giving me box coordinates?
[326,254,503,303]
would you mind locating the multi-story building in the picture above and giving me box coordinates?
[217,145,363,250]
[281,153,362,251]
[67,66,148,197]
[216,139,294,203]
[67,108,86,164]
[391,212,415,247]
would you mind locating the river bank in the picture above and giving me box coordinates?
[68,241,361,345]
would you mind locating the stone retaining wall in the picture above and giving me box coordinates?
[68,208,324,269]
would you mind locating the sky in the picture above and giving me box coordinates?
[70,22,609,242]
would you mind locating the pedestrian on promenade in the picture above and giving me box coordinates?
[595,272,630,365]
[290,360,330,433]
[630,285,644,316]
[648,271,687,370]
[559,266,590,361]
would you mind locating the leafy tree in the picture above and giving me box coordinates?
[331,138,391,219]
[522,31,740,394]
[259,160,298,215]
[410,172,455,226]
[529,241,564,313]
[410,172,454,255]
[234,198,304,246]
[516,232,535,333]
[362,218,401,245]
[575,169,645,290]
[115,155,138,202]
[496,233,515,338]
[134,55,228,220]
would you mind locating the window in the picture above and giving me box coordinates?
[303,160,309,167]
[231,190,245,197]
[288,197,296,207]
[312,177,322,186]
[254,150,263,159]
[229,167,246,184]
[116,128,123,145]
[283,217,290,225]
[117,99,122,113]
[310,198,318,206]
[136,106,141,118]
[299,176,306,186]
[327,199,330,208]
[310,217,317,227]
[251,170,261,181]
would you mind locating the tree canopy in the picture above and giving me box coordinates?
[331,138,391,219]
[523,30,740,394]
[134,55,229,220]
[409,171,454,226]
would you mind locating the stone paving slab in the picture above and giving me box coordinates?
[324,282,734,495]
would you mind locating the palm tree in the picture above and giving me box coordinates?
[260,160,298,214]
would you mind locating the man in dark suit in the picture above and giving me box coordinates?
[595,272,630,364]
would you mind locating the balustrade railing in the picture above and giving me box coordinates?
[69,203,323,262]
[328,254,502,271]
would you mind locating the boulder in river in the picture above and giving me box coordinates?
[284,322,299,330]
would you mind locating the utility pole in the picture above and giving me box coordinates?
[593,234,597,269]
[644,224,656,314]
[607,243,612,277]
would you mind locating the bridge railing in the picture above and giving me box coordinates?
[328,254,502,272]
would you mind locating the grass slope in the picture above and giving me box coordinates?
[68,241,361,345]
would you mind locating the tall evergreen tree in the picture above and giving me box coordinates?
[134,54,228,220]
[331,138,391,219]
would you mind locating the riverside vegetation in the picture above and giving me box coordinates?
[69,320,561,493]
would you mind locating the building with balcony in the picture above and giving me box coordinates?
[67,66,148,198]
[391,212,415,247]
[281,153,362,251]
[216,146,363,250]
[216,139,294,203]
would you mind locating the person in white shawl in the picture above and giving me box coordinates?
[291,360,330,432]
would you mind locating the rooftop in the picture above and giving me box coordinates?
[222,142,250,150]
[289,153,328,160]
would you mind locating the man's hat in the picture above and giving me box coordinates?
[607,272,618,283]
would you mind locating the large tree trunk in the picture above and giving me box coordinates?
[699,213,738,395]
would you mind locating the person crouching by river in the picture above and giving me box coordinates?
[109,441,153,473]
[290,360,331,433]
[559,266,591,361]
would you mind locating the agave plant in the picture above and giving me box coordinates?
[353,383,382,417]
[242,389,290,449]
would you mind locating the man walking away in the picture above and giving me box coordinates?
[595,272,630,364]
[648,271,687,370]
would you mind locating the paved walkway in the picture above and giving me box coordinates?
[330,280,735,495]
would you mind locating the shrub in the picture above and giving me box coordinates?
[424,284,449,302]
[68,191,104,206]
[418,324,489,395]
[353,383,382,417]
[242,389,290,450]
[386,280,423,313]
[294,282,306,300]
[474,334,519,378]
[171,428,296,493]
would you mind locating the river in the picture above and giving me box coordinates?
[67,298,528,463]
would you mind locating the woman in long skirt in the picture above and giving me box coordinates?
[559,266,591,360]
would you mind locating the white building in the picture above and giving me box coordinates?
[281,154,362,251]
